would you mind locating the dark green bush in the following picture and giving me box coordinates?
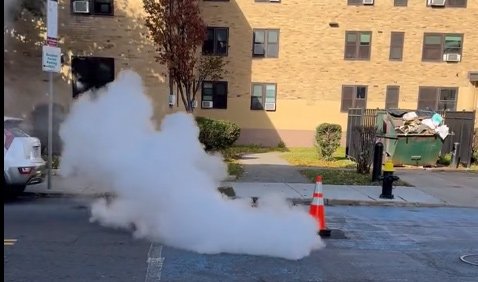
[472,128,478,164]
[196,117,240,150]
[315,123,342,160]
[437,153,452,166]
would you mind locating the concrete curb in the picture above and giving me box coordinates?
[291,198,449,208]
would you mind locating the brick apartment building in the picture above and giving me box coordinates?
[4,0,478,147]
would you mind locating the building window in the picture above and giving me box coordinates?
[253,29,279,58]
[201,81,228,109]
[71,56,115,98]
[71,0,114,16]
[251,83,277,111]
[447,0,467,7]
[422,33,463,62]
[347,0,372,5]
[427,0,467,7]
[203,27,229,56]
[389,32,404,61]
[394,0,408,6]
[344,31,372,60]
[341,85,367,112]
[385,86,400,109]
[418,87,457,111]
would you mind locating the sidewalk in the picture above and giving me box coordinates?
[26,175,460,208]
[24,151,478,208]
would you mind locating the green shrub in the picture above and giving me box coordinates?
[437,153,452,166]
[277,140,286,149]
[315,123,342,161]
[472,128,478,164]
[196,117,240,150]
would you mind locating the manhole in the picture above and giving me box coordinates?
[322,229,348,239]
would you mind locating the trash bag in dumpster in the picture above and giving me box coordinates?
[377,110,449,166]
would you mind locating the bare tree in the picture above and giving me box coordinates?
[143,0,227,112]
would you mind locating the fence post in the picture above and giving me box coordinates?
[372,142,383,182]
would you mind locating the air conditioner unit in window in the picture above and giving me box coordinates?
[264,102,276,111]
[444,53,461,62]
[202,101,213,108]
[362,0,374,5]
[72,1,90,13]
[428,0,446,6]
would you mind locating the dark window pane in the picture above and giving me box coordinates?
[203,29,215,54]
[447,0,466,7]
[358,46,370,59]
[215,28,228,55]
[423,46,442,60]
[418,87,438,110]
[345,45,357,59]
[386,86,400,109]
[94,0,113,15]
[251,97,263,110]
[394,0,408,6]
[341,86,354,112]
[355,99,366,109]
[356,87,367,99]
[390,32,404,61]
[439,88,456,101]
[347,0,362,5]
[438,101,456,111]
[201,81,228,109]
[215,82,227,96]
[253,44,265,56]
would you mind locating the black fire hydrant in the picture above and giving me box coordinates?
[380,160,399,199]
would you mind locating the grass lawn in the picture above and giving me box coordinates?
[227,162,244,178]
[281,147,356,168]
[300,168,413,186]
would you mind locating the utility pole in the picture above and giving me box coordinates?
[42,0,61,189]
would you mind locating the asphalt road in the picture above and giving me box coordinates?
[4,194,478,282]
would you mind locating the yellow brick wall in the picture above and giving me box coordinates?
[4,0,478,146]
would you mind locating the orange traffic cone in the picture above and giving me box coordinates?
[309,176,331,237]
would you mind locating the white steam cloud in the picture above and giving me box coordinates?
[59,70,324,260]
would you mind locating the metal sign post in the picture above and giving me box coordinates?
[43,0,60,190]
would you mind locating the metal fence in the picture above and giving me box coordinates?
[440,111,476,167]
[346,108,476,167]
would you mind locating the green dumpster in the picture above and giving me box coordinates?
[382,134,443,166]
[377,111,445,166]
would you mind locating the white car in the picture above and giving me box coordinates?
[4,116,46,194]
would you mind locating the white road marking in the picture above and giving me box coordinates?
[145,242,165,282]
[4,239,17,246]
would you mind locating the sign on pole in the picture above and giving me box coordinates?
[46,0,58,46]
[42,45,61,73]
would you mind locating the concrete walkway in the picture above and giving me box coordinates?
[22,152,478,208]
[236,152,309,183]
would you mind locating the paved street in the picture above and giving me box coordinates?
[4,195,478,282]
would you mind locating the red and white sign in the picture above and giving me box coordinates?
[46,0,58,45]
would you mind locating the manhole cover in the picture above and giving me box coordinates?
[323,229,347,239]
